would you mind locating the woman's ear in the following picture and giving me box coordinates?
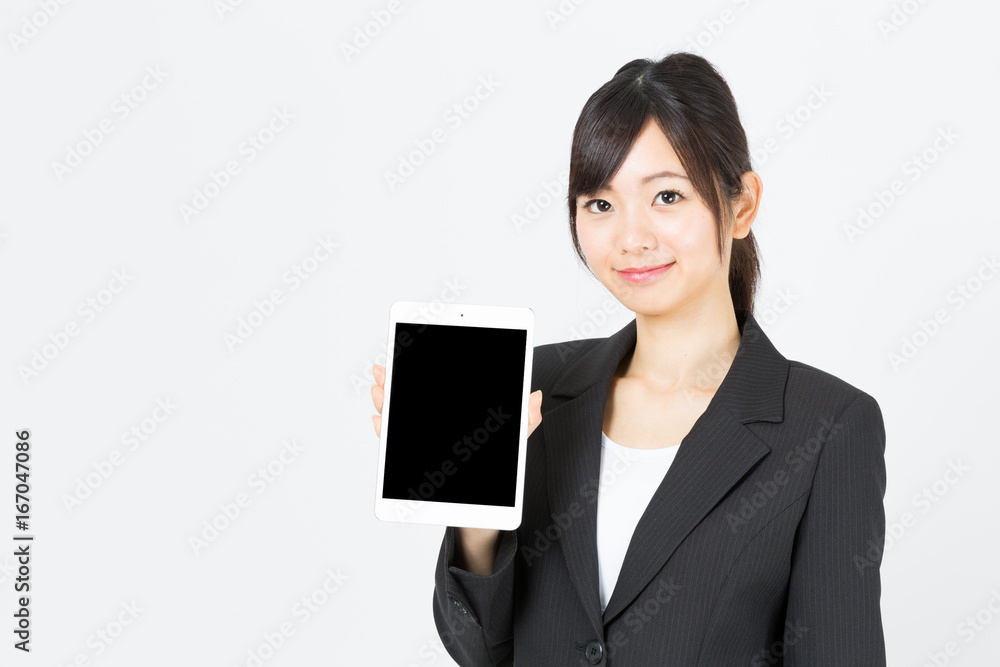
[732,171,763,239]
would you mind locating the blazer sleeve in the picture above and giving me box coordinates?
[784,392,888,666]
[432,526,518,666]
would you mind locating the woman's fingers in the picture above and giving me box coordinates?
[371,364,386,412]
[527,390,543,436]
[371,364,386,437]
[371,380,384,414]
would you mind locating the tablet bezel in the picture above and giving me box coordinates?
[373,300,534,530]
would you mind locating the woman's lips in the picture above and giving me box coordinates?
[616,262,674,284]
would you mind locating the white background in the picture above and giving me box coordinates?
[1,0,998,665]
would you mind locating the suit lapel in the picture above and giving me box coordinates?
[543,380,614,635]
[542,309,789,634]
[600,404,769,624]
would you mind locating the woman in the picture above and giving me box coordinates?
[371,52,887,666]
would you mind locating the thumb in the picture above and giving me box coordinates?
[527,390,542,427]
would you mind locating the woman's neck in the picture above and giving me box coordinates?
[623,305,742,394]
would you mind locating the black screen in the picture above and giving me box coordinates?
[381,322,527,507]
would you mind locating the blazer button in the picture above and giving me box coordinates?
[585,639,604,664]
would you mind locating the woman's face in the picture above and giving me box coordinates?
[576,118,736,317]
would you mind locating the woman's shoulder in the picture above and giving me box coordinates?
[784,357,883,423]
[529,336,604,393]
[533,335,603,365]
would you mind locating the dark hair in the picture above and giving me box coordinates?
[567,51,761,313]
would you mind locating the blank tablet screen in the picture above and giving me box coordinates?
[381,322,527,507]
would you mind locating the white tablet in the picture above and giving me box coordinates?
[374,301,534,530]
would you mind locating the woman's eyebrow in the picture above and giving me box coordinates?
[640,169,689,185]
[586,170,690,196]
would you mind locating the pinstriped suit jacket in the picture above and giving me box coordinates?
[432,308,887,666]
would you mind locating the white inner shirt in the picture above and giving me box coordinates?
[596,430,680,612]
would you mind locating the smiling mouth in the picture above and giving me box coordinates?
[615,262,674,283]
[617,263,671,273]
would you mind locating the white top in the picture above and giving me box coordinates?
[596,430,680,612]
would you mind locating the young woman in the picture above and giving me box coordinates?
[371,52,886,666]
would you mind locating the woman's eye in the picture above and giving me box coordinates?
[582,191,681,213]
[584,199,611,213]
[657,190,682,205]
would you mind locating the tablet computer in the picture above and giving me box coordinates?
[374,300,534,530]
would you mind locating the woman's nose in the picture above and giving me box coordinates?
[616,206,658,253]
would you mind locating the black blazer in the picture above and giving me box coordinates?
[433,308,887,666]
